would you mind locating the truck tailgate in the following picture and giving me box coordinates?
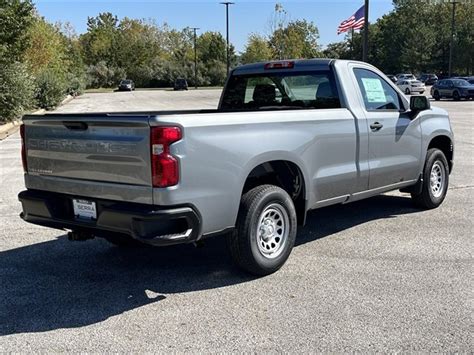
[23,114,153,203]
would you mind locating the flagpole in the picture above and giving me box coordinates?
[362,0,369,62]
[350,28,354,60]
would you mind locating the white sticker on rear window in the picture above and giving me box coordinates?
[361,78,386,103]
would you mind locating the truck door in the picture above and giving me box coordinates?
[352,67,422,189]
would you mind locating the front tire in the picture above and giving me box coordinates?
[228,185,297,276]
[411,148,449,209]
[453,91,460,101]
[405,88,411,95]
[433,91,441,101]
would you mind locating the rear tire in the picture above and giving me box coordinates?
[405,88,411,95]
[411,148,449,209]
[453,91,460,101]
[433,91,441,101]
[227,185,297,276]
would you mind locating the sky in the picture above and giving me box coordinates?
[34,0,395,53]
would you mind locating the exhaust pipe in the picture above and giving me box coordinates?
[67,230,94,242]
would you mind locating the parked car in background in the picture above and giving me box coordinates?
[397,79,426,95]
[396,73,416,81]
[418,73,438,85]
[431,78,474,101]
[386,74,398,83]
[452,76,474,85]
[174,78,188,91]
[118,80,135,91]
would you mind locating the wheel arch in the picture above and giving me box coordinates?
[240,157,309,226]
[427,135,454,173]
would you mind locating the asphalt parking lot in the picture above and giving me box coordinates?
[0,90,472,352]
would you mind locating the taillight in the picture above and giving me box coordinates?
[150,126,182,188]
[20,124,27,173]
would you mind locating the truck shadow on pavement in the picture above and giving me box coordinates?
[0,194,420,335]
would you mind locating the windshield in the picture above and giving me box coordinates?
[121,80,131,84]
[220,70,341,111]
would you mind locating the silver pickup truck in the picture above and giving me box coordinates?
[19,59,454,275]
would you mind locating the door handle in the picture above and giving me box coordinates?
[370,122,383,131]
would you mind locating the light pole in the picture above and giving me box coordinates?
[220,2,234,75]
[190,27,200,89]
[448,0,459,77]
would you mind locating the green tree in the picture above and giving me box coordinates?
[241,34,273,64]
[269,20,321,59]
[60,23,87,95]
[0,0,35,122]
[24,18,68,75]
[198,31,235,85]
[322,41,351,59]
[35,68,67,109]
[80,12,119,66]
[24,17,87,104]
[0,0,35,60]
[115,18,165,77]
[198,31,227,63]
[0,61,34,121]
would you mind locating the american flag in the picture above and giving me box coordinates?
[337,5,365,35]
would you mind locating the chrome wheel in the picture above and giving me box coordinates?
[430,161,445,198]
[257,203,289,259]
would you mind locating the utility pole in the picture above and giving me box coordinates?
[220,2,234,75]
[448,0,458,77]
[190,27,200,89]
[362,0,369,62]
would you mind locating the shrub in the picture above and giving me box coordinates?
[204,60,227,86]
[0,61,35,123]
[65,72,86,96]
[87,61,125,88]
[35,69,66,110]
[127,65,154,88]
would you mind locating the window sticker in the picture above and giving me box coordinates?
[361,78,386,103]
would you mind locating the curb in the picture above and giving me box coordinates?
[61,94,74,106]
[0,120,22,139]
[0,109,45,140]
[1,94,74,140]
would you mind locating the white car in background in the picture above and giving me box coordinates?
[397,79,426,95]
[396,73,416,81]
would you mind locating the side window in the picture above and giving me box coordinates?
[353,68,401,111]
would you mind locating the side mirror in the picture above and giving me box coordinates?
[410,95,430,112]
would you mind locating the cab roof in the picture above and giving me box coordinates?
[232,58,335,76]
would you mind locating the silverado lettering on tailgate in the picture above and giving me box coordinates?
[27,139,138,154]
